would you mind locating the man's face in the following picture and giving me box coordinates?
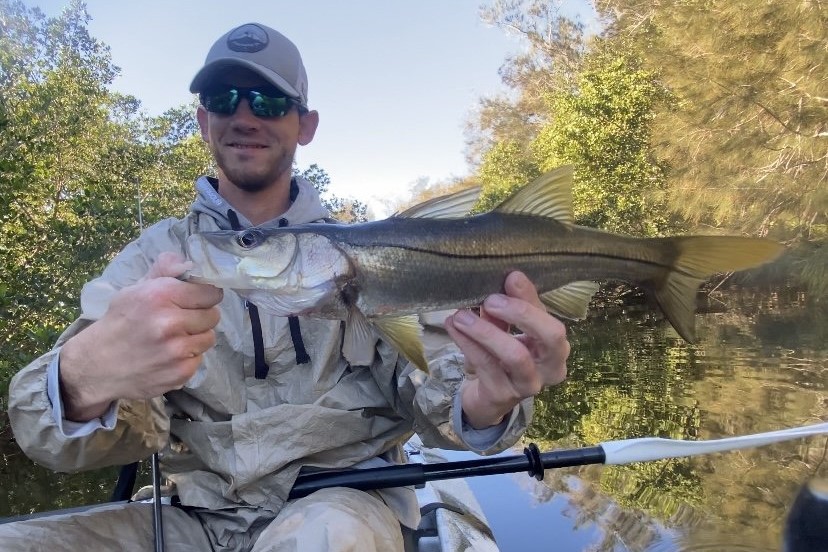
[196,68,317,193]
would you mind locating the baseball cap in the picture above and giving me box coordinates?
[189,23,309,108]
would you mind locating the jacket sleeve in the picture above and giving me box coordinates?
[388,318,534,456]
[7,222,182,473]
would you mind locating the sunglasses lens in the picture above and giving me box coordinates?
[201,87,295,118]
[202,89,239,115]
[248,92,292,118]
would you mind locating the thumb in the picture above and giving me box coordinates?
[142,251,194,281]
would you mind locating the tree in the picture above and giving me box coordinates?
[471,3,670,235]
[531,45,673,235]
[0,0,138,382]
[595,0,827,241]
[0,1,212,392]
[466,0,587,168]
[294,164,368,222]
[475,139,541,211]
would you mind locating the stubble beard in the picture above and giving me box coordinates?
[213,145,295,193]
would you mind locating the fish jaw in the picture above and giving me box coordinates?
[185,230,297,289]
[185,229,354,318]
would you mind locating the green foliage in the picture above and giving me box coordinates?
[472,3,670,235]
[476,0,826,295]
[475,140,541,211]
[1,0,134,373]
[595,0,827,241]
[532,46,673,235]
[467,0,586,171]
[0,1,211,387]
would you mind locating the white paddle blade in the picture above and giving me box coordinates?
[602,421,828,465]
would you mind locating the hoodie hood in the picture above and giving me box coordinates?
[191,175,330,230]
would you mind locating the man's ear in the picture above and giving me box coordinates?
[298,110,319,146]
[196,105,210,142]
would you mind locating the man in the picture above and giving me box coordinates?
[4,23,569,551]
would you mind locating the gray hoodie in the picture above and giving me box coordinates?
[8,175,533,537]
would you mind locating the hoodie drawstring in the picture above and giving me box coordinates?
[278,216,311,366]
[227,200,310,379]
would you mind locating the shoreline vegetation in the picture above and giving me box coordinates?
[1,0,824,428]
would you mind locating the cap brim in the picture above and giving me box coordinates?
[189,58,304,104]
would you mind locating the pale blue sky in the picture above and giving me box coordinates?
[28,0,597,217]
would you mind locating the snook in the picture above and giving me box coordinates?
[185,166,784,371]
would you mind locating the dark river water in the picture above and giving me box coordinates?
[1,289,826,551]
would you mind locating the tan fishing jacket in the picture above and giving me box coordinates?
[8,176,533,528]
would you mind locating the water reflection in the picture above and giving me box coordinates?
[495,291,827,551]
[1,292,826,552]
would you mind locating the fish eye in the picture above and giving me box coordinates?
[236,229,262,249]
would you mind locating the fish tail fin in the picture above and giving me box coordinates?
[655,236,784,342]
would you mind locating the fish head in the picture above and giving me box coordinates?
[185,228,298,290]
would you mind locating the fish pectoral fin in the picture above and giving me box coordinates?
[373,315,429,373]
[540,281,600,320]
[494,165,574,223]
[342,309,380,367]
[393,186,482,220]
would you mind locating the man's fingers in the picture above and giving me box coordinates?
[171,281,224,310]
[480,293,556,344]
[143,252,193,281]
[177,306,221,335]
[447,310,533,374]
[445,312,492,375]
[503,271,544,309]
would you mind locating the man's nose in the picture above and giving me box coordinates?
[230,99,260,126]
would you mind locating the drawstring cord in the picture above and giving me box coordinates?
[227,201,310,378]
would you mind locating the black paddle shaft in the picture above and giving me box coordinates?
[289,443,606,499]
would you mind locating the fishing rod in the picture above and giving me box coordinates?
[151,452,164,552]
[289,421,828,499]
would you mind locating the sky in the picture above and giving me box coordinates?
[27,0,598,217]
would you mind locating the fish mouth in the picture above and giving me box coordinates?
[184,233,245,285]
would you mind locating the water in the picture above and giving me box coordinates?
[1,290,826,551]
[465,290,828,551]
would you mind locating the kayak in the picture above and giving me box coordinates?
[0,436,499,552]
[404,436,499,552]
[6,423,826,551]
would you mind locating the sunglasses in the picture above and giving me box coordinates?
[199,86,303,118]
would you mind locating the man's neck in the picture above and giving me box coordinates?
[216,176,293,226]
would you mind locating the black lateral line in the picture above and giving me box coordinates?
[371,243,680,274]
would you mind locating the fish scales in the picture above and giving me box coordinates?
[185,166,784,371]
[305,214,679,317]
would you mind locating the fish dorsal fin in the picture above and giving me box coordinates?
[373,315,429,372]
[394,186,482,219]
[540,281,600,320]
[495,166,574,223]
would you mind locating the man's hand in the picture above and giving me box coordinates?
[445,271,569,429]
[59,252,223,422]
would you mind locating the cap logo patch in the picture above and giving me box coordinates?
[227,24,269,53]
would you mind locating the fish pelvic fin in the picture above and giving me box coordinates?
[373,315,429,373]
[657,236,785,342]
[342,310,428,372]
[494,165,575,223]
[541,281,601,320]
